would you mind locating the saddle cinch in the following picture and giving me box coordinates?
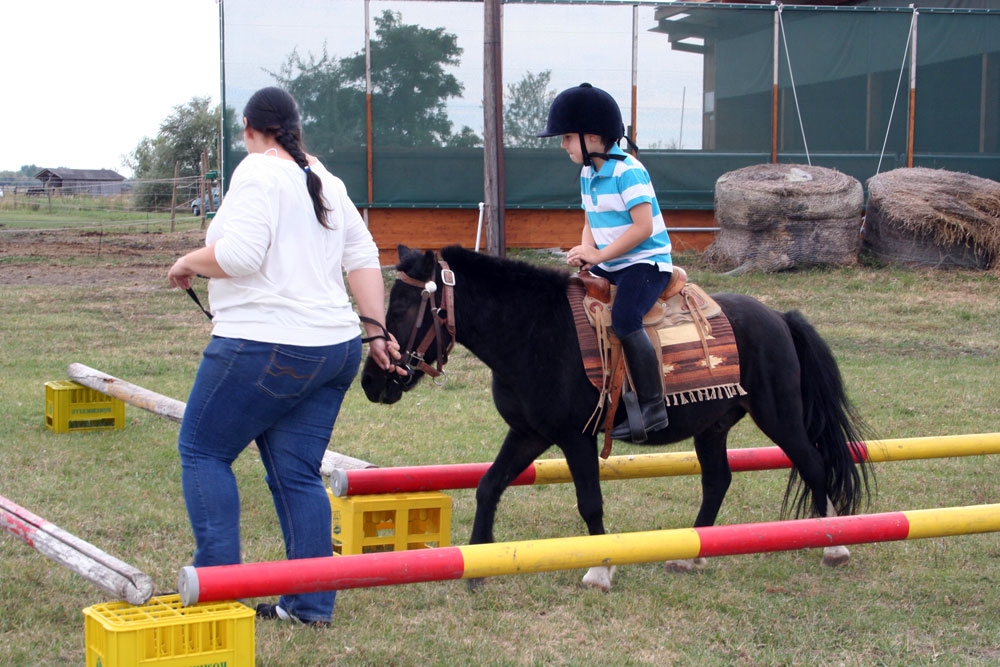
[568,267,734,458]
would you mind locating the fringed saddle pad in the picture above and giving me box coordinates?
[567,280,746,408]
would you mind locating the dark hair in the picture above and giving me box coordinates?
[243,87,332,229]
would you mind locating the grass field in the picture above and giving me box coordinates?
[1,222,999,666]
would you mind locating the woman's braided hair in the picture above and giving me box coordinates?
[244,87,333,229]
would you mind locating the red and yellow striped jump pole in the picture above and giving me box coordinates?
[330,433,1000,497]
[178,502,1000,606]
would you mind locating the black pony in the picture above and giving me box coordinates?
[362,245,874,590]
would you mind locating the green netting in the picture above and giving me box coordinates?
[220,1,1000,209]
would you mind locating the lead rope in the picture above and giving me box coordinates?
[185,287,213,321]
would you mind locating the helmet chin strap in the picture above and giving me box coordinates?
[583,134,637,167]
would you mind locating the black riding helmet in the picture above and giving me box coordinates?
[537,83,634,166]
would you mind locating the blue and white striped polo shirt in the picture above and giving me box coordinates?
[580,144,672,273]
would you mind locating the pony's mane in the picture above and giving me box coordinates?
[440,245,571,296]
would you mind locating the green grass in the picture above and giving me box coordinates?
[0,195,203,230]
[1,234,999,666]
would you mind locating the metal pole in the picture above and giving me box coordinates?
[330,432,1000,497]
[365,0,374,205]
[630,5,638,145]
[179,503,1000,605]
[907,9,918,168]
[772,6,780,163]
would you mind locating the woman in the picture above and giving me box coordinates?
[168,86,398,626]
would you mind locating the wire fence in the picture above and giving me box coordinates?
[0,176,214,234]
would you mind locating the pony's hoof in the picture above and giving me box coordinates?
[465,577,486,593]
[821,545,850,567]
[663,557,708,573]
[581,565,615,591]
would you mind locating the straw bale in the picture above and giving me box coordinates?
[706,163,863,274]
[863,167,999,270]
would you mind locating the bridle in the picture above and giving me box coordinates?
[389,258,457,386]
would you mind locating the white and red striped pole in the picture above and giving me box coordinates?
[178,502,1000,606]
[1,494,154,605]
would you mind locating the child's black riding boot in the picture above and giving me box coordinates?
[610,329,669,443]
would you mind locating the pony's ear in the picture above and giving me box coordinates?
[395,245,422,272]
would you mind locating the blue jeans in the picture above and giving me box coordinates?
[590,263,672,336]
[178,335,361,623]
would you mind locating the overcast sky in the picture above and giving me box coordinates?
[1,0,220,176]
[1,1,702,178]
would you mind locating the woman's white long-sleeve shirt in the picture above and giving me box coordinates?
[205,153,380,346]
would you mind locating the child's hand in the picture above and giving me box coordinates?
[567,244,600,269]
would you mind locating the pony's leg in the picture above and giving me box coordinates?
[821,498,850,566]
[467,428,550,591]
[664,426,735,574]
[561,436,614,590]
[757,417,852,567]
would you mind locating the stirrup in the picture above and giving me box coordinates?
[611,391,647,442]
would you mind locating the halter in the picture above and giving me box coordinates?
[392,258,457,385]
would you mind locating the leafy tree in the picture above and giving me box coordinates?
[271,10,480,149]
[0,165,40,184]
[125,97,221,211]
[269,47,366,151]
[504,70,557,148]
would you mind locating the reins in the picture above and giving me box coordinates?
[185,287,214,321]
[183,260,458,386]
[394,259,457,383]
[185,286,395,347]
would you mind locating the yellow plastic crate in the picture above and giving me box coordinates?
[82,594,255,667]
[328,490,452,555]
[45,380,125,433]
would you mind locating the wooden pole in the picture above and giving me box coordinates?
[199,151,209,228]
[1,494,154,605]
[169,161,179,232]
[483,0,505,257]
[66,363,375,475]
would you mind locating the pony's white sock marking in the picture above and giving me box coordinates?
[581,566,615,591]
[821,497,851,566]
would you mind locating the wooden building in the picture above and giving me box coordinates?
[33,168,126,196]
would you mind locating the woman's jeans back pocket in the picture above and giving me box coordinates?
[257,346,325,399]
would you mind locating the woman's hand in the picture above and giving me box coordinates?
[167,255,196,290]
[368,333,404,373]
[168,242,227,289]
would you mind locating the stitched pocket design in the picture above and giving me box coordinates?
[257,347,325,399]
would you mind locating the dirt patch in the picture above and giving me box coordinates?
[0,229,205,286]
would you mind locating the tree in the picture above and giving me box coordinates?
[504,70,557,148]
[269,47,366,150]
[271,10,480,149]
[125,97,221,211]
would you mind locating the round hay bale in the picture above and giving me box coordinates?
[706,163,863,274]
[863,167,999,270]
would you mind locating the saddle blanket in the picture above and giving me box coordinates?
[568,280,746,406]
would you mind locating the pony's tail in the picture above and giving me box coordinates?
[781,310,876,518]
